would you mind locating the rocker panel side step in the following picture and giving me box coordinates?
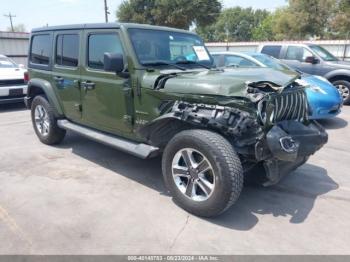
[57,119,159,159]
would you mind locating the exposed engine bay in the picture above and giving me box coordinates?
[139,73,327,186]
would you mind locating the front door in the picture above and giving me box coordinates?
[52,31,82,122]
[281,46,316,75]
[80,29,133,136]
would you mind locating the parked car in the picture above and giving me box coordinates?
[0,54,28,104]
[211,51,342,119]
[257,43,350,104]
[25,23,327,217]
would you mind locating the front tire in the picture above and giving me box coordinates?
[333,80,350,105]
[162,129,243,217]
[31,95,66,145]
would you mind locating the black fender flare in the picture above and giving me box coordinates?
[324,69,350,82]
[27,78,64,117]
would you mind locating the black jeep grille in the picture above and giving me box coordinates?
[261,88,308,124]
[0,79,25,86]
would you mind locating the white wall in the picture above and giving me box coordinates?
[0,31,30,67]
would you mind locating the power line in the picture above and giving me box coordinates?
[104,0,110,23]
[4,12,16,32]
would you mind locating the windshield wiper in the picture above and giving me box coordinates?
[175,60,212,69]
[142,61,186,71]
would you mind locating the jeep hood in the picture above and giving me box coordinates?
[142,68,299,97]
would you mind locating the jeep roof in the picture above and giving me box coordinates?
[32,22,196,35]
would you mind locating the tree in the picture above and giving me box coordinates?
[6,23,26,32]
[330,0,350,39]
[251,14,274,41]
[196,7,269,42]
[271,0,336,40]
[116,0,222,30]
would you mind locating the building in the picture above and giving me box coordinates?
[0,31,30,66]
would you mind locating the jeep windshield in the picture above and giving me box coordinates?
[128,28,214,70]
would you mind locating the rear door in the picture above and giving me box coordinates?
[79,29,133,136]
[51,31,82,122]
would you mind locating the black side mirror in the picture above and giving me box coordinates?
[104,53,124,72]
[305,56,319,64]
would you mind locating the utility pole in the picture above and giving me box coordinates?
[4,12,16,32]
[104,0,110,23]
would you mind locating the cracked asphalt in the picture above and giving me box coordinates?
[0,103,350,255]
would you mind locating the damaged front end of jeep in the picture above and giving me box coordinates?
[138,71,328,186]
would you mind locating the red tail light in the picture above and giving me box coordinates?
[24,72,29,82]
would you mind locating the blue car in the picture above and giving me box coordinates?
[211,51,343,119]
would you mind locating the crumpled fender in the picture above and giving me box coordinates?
[138,101,262,148]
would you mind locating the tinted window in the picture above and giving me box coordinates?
[261,45,281,58]
[56,34,79,67]
[285,46,313,62]
[30,34,51,65]
[88,34,123,70]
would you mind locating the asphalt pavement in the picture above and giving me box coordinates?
[0,103,349,254]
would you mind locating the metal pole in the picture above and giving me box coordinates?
[4,12,16,32]
[343,31,350,61]
[104,0,109,23]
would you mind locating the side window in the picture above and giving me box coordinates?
[88,33,123,70]
[285,46,313,62]
[56,34,79,67]
[224,55,258,67]
[211,55,221,67]
[30,34,51,65]
[261,45,282,58]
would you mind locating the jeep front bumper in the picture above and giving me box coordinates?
[252,120,328,185]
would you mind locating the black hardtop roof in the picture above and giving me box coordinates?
[31,22,195,35]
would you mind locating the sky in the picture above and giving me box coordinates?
[0,0,287,32]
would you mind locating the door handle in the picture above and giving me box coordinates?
[81,81,95,90]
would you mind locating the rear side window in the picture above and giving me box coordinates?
[30,34,51,65]
[88,33,123,70]
[261,45,282,58]
[56,34,79,67]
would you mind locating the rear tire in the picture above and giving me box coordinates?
[31,95,66,145]
[162,129,243,217]
[332,80,350,105]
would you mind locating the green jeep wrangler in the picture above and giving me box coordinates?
[26,23,327,217]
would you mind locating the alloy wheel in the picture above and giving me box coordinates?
[171,148,215,201]
[336,84,350,101]
[34,105,50,136]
